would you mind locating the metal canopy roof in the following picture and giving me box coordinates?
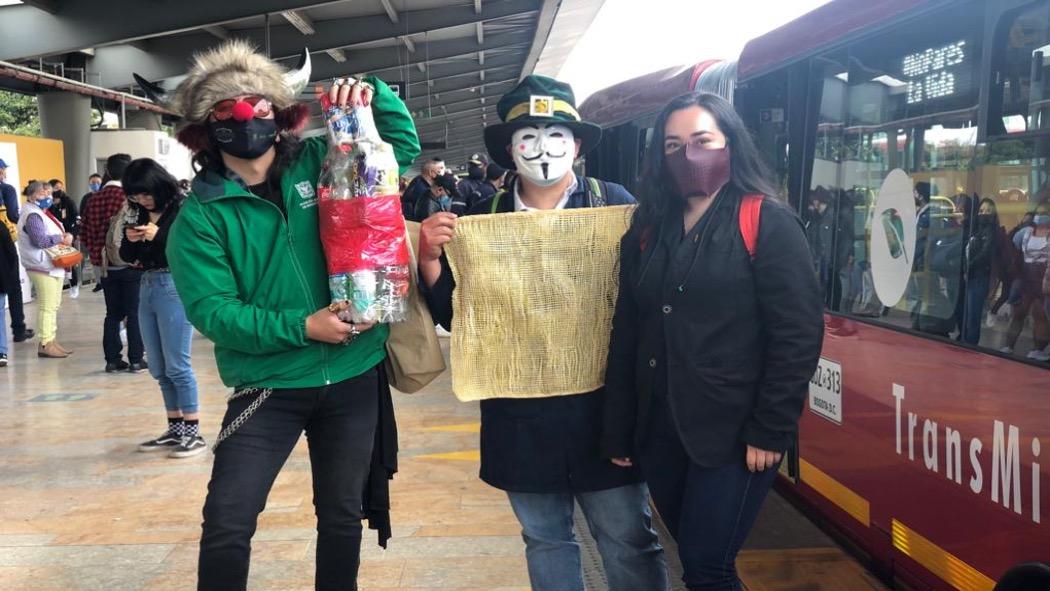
[0,0,602,173]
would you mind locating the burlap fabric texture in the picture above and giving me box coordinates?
[444,205,634,401]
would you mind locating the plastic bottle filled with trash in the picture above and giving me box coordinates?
[317,80,410,324]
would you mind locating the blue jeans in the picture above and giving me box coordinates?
[138,271,198,414]
[507,484,667,591]
[641,395,779,591]
[961,272,990,345]
[0,293,7,355]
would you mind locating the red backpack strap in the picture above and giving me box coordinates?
[739,194,763,260]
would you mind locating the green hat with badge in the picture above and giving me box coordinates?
[483,75,602,170]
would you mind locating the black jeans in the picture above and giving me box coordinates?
[3,263,26,335]
[639,395,779,591]
[198,369,380,591]
[101,268,143,363]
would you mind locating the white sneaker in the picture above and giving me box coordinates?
[435,325,451,338]
[999,346,1013,354]
[1025,349,1050,362]
[70,284,79,299]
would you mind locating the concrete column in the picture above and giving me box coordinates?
[125,109,162,131]
[37,91,92,204]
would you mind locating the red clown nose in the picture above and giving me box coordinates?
[231,100,256,122]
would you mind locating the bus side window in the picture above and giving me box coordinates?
[803,2,990,345]
[989,1,1050,136]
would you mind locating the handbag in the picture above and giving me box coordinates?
[384,220,446,393]
[45,243,83,269]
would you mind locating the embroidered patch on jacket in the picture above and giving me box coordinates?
[295,181,315,199]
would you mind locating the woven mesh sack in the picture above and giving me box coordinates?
[445,205,634,401]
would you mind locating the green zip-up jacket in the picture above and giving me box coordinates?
[167,77,421,389]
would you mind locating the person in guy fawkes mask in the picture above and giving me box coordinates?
[134,39,420,591]
[418,75,667,591]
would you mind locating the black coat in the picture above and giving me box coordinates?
[602,193,824,467]
[0,223,15,294]
[424,175,643,493]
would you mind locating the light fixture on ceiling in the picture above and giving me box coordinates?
[281,10,316,36]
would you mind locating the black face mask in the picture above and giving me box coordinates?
[977,213,995,226]
[208,118,278,160]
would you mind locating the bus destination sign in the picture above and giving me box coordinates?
[902,40,967,105]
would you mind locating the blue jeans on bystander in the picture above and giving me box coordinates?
[138,271,198,413]
[506,483,667,591]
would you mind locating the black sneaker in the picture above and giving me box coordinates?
[0,353,7,367]
[106,360,130,373]
[138,430,182,452]
[128,360,149,373]
[169,435,207,458]
[13,329,34,343]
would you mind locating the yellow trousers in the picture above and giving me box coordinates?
[28,272,63,344]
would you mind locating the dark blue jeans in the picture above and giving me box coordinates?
[198,369,379,591]
[640,395,779,591]
[961,272,991,345]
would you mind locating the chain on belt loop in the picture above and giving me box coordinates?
[212,387,274,451]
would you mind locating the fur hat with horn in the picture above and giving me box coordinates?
[134,40,312,153]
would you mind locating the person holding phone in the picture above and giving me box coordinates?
[120,158,204,458]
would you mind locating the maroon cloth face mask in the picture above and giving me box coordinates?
[665,144,731,199]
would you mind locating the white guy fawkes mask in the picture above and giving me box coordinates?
[511,124,576,187]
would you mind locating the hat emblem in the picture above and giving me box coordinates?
[529,96,554,117]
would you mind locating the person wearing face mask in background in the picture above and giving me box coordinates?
[1001,200,1050,361]
[415,171,459,220]
[48,179,81,298]
[135,40,419,590]
[418,75,666,591]
[81,153,147,373]
[119,158,205,458]
[456,153,496,210]
[602,93,824,591]
[16,180,75,358]
[959,198,999,345]
[403,157,445,221]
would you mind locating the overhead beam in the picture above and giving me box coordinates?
[406,78,516,110]
[372,51,522,85]
[1,0,343,61]
[379,0,399,23]
[201,25,230,40]
[22,0,60,14]
[518,0,560,80]
[92,0,540,88]
[306,32,533,88]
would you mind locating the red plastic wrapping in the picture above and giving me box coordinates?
[318,193,410,274]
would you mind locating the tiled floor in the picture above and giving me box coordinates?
[1,290,887,591]
[1,291,527,591]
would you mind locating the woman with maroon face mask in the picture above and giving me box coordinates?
[601,93,824,591]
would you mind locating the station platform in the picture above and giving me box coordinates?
[1,291,888,591]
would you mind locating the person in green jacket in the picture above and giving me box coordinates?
[136,40,420,591]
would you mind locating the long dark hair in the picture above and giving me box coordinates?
[631,92,778,234]
[123,158,180,211]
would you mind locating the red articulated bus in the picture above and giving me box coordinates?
[580,0,1050,589]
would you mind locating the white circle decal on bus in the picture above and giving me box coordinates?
[869,169,917,308]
